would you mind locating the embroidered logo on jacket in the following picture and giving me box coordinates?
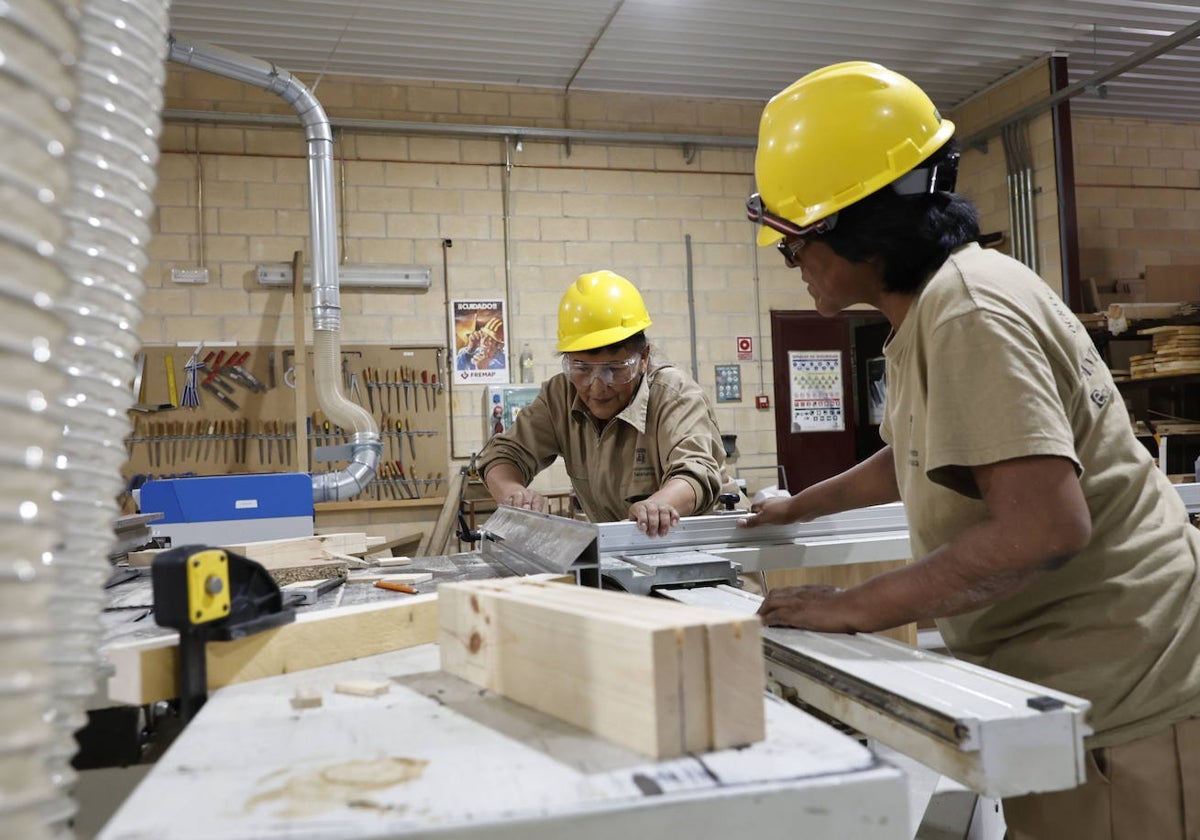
[634,448,647,465]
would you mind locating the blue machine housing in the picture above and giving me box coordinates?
[139,473,314,546]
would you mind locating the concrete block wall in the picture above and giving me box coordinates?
[148,66,801,498]
[950,59,1063,295]
[1073,115,1200,283]
[153,58,1153,514]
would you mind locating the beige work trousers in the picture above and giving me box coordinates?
[1003,717,1200,840]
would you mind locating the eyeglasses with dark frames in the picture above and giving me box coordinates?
[746,193,838,241]
[777,237,807,267]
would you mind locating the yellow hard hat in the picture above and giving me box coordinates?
[480,317,504,342]
[556,270,652,352]
[749,61,955,246]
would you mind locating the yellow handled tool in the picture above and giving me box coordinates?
[164,354,179,408]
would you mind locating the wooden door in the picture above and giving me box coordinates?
[767,311,912,644]
[769,311,889,491]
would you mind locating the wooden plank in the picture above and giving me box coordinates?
[509,580,766,751]
[439,580,688,757]
[292,249,309,473]
[362,531,423,560]
[103,594,438,705]
[311,532,372,554]
[437,579,764,757]
[426,468,465,556]
[766,560,918,646]
[478,579,712,754]
[126,533,372,569]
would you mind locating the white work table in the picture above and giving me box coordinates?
[97,643,908,840]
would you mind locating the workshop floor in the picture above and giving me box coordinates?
[73,765,151,838]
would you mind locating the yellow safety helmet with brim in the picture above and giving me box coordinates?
[748,61,956,247]
[556,270,653,353]
[480,317,504,342]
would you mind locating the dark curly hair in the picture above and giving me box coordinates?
[815,141,981,294]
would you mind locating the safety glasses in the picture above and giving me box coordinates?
[562,353,643,386]
[746,193,838,240]
[776,237,808,267]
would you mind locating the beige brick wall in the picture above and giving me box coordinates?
[1073,115,1200,283]
[157,61,1155,509]
[150,66,787,497]
[950,59,1063,295]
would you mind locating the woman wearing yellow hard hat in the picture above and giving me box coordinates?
[478,270,734,537]
[742,62,1200,840]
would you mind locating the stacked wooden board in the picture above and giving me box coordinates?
[121,532,418,585]
[438,577,765,759]
[1131,325,1200,378]
[104,593,439,705]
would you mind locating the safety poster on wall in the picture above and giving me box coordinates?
[788,350,844,432]
[450,299,509,384]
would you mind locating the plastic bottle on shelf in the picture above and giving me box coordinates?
[519,343,534,383]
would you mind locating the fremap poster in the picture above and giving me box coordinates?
[451,299,509,385]
[788,350,844,432]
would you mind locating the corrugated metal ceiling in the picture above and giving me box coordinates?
[167,0,1200,123]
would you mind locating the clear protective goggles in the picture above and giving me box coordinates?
[746,193,838,240]
[562,353,643,386]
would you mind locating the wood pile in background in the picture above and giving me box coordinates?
[1131,326,1200,379]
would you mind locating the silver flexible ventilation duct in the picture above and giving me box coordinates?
[166,37,381,502]
[0,2,77,838]
[41,0,171,835]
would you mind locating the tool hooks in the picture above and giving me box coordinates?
[179,343,205,408]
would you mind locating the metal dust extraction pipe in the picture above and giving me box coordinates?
[45,0,171,835]
[166,37,381,501]
[0,2,76,838]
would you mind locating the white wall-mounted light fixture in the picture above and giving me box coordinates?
[255,262,432,289]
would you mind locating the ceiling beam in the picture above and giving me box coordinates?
[962,19,1200,148]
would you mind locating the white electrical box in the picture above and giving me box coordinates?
[171,267,210,284]
[484,385,540,438]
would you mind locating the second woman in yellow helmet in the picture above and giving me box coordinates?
[742,61,1200,840]
[477,270,734,537]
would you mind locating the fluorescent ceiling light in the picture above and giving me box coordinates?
[256,262,431,289]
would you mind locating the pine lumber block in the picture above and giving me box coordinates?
[310,532,372,554]
[439,580,690,757]
[504,580,766,750]
[437,579,764,757]
[380,573,433,585]
[334,679,390,697]
[365,533,423,561]
[477,580,712,753]
[321,550,371,567]
[373,556,413,567]
[102,594,438,705]
[291,688,323,709]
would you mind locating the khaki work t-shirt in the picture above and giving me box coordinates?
[881,242,1200,748]
[478,364,732,523]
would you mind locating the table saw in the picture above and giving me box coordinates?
[96,644,908,840]
[95,488,1152,838]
